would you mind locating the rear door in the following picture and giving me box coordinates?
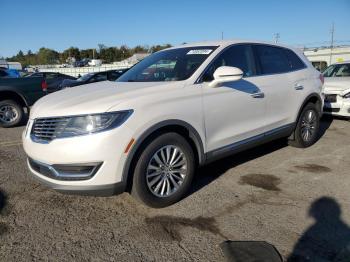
[251,44,300,131]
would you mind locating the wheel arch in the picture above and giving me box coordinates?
[289,93,322,141]
[0,90,28,108]
[295,93,323,122]
[122,120,205,192]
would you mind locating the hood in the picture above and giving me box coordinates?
[323,77,350,93]
[30,80,184,119]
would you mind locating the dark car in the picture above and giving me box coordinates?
[26,72,76,93]
[60,69,128,89]
[0,76,47,127]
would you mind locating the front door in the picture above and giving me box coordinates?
[201,44,267,152]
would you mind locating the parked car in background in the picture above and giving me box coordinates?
[60,69,128,88]
[88,59,102,67]
[322,61,350,117]
[74,58,91,67]
[0,68,21,78]
[26,72,76,93]
[0,76,48,127]
[23,40,323,207]
[0,68,11,78]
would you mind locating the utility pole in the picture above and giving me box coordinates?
[329,22,335,64]
[273,33,280,43]
[221,32,224,40]
[93,49,95,59]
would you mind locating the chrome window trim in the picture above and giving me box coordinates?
[195,43,308,84]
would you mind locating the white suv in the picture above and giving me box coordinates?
[23,40,324,207]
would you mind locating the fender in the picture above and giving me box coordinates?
[289,92,322,141]
[121,119,205,187]
[0,89,29,107]
[295,92,323,122]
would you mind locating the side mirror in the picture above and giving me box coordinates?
[208,66,243,87]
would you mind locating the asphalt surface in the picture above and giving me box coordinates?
[0,117,350,261]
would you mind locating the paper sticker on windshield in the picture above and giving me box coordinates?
[187,49,213,55]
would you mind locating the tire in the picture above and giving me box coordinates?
[0,100,24,128]
[131,132,195,208]
[289,103,320,148]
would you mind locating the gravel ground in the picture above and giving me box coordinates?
[0,117,349,261]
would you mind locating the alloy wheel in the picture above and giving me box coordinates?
[301,109,317,142]
[146,145,188,198]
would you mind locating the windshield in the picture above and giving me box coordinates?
[78,73,93,81]
[323,63,350,77]
[117,46,217,82]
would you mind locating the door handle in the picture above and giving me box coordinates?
[251,92,265,98]
[294,84,304,90]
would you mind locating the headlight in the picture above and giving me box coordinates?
[343,92,350,99]
[56,110,133,138]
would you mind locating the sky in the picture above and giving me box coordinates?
[1,0,350,57]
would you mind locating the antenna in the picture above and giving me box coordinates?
[273,33,280,43]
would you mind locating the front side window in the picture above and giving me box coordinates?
[202,44,256,82]
[323,63,350,77]
[255,45,291,74]
[117,46,217,82]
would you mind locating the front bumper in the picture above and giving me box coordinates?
[23,120,134,196]
[28,162,126,196]
[323,94,350,117]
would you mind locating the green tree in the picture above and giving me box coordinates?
[133,45,148,54]
[80,49,95,59]
[61,47,80,63]
[37,47,59,64]
[149,44,172,53]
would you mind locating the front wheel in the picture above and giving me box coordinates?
[289,103,320,148]
[131,132,195,208]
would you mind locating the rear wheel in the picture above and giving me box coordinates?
[131,132,195,208]
[289,103,320,148]
[0,100,24,128]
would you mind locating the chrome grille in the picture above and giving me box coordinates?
[31,117,70,142]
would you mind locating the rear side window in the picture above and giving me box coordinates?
[284,49,306,70]
[254,45,291,74]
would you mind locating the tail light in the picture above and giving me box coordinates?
[319,74,324,85]
[41,80,48,92]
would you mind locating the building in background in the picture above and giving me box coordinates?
[304,46,350,72]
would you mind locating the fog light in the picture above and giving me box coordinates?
[28,158,102,181]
